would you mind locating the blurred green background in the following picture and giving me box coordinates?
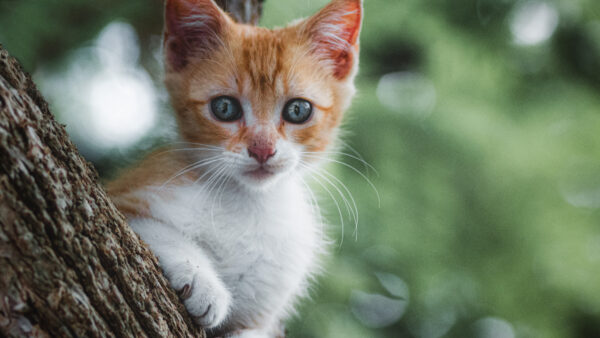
[2,0,600,337]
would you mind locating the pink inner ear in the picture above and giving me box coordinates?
[308,0,362,79]
[164,0,224,70]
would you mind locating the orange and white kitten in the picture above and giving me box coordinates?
[108,0,362,336]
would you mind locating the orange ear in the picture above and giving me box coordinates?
[164,0,228,70]
[304,0,363,80]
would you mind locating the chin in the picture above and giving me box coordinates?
[236,168,288,191]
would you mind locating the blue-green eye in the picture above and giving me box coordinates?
[211,96,243,122]
[283,99,313,124]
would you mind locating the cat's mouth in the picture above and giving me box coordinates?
[245,167,274,180]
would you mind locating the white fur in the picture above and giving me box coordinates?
[128,168,325,337]
[144,2,362,336]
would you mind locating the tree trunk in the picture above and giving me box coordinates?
[0,1,262,337]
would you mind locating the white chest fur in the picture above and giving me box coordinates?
[129,176,324,332]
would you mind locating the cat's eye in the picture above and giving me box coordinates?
[211,96,243,122]
[282,99,313,124]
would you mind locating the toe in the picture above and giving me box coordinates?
[178,284,193,300]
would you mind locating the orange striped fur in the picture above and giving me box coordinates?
[109,0,362,217]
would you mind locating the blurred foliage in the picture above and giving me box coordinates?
[2,0,600,337]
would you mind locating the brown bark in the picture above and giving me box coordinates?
[0,44,202,338]
[0,1,262,337]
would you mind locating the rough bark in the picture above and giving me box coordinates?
[0,1,262,337]
[0,44,202,338]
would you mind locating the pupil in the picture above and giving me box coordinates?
[294,104,301,117]
[222,102,229,113]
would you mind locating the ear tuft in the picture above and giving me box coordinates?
[164,0,227,70]
[304,0,363,80]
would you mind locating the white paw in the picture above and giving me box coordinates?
[167,263,231,328]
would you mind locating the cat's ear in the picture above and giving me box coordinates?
[302,0,363,80]
[164,0,229,70]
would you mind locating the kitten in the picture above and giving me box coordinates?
[107,0,362,336]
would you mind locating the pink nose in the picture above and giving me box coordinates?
[248,146,276,164]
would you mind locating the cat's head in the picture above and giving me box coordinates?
[163,0,362,190]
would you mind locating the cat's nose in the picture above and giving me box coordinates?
[248,146,276,164]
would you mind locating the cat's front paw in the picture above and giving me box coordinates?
[168,264,232,328]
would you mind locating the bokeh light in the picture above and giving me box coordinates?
[472,317,515,338]
[510,1,559,45]
[376,71,436,119]
[36,22,158,153]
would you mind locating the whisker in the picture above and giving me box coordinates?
[302,154,381,208]
[299,175,325,235]
[216,172,233,209]
[199,164,229,200]
[202,164,232,231]
[157,147,223,154]
[159,156,224,189]
[299,162,346,248]
[152,147,223,161]
[315,166,360,239]
[190,163,230,230]
[161,141,223,149]
[299,175,329,248]
[299,176,322,222]
[210,165,233,228]
[302,150,378,175]
[304,164,357,228]
[216,156,241,210]
[187,161,227,199]
[338,140,367,163]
